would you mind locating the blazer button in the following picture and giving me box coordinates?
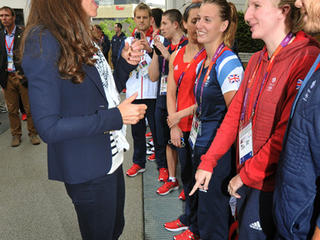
[104,131,109,135]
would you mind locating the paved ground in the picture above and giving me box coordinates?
[0,119,144,240]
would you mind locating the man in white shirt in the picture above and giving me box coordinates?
[125,3,168,182]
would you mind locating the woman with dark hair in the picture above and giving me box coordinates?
[21,0,146,239]
[168,1,243,239]
[191,0,320,239]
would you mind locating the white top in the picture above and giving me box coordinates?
[125,36,158,99]
[93,43,129,174]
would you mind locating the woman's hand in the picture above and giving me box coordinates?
[189,169,213,195]
[170,125,183,147]
[228,174,243,198]
[167,112,181,128]
[121,40,144,65]
[118,93,147,125]
[154,36,170,60]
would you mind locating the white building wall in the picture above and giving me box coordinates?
[231,0,247,12]
[165,0,187,11]
[1,0,30,23]
[1,0,28,9]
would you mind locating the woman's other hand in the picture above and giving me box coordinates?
[189,169,213,195]
[118,92,147,125]
[167,112,181,128]
[228,174,243,199]
[170,125,183,148]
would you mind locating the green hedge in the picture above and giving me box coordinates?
[236,12,264,53]
[100,18,136,40]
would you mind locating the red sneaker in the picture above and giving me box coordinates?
[145,132,152,138]
[178,190,185,201]
[148,153,156,162]
[164,218,188,232]
[157,180,179,195]
[174,229,200,240]
[126,164,145,177]
[158,168,169,182]
[21,113,27,121]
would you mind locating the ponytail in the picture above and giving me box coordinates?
[224,2,237,48]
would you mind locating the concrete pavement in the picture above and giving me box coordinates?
[0,118,144,240]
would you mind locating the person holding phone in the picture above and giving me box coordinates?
[124,3,169,182]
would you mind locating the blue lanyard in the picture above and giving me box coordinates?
[290,54,320,118]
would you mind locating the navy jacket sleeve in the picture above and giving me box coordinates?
[22,29,123,144]
[113,55,137,92]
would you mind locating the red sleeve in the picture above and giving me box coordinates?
[239,54,318,190]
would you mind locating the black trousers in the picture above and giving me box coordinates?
[132,99,166,169]
[65,166,125,240]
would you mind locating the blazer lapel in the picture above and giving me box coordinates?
[13,27,22,51]
[83,64,107,100]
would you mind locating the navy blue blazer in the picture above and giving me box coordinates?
[22,28,134,184]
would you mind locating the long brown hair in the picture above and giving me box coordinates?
[20,0,97,84]
[203,0,238,48]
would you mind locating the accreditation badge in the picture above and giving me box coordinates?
[239,121,253,165]
[7,53,14,72]
[160,75,168,95]
[188,114,201,149]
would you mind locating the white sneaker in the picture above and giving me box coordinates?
[146,147,154,155]
[146,140,154,148]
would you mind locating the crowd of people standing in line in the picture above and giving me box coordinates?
[1,0,320,239]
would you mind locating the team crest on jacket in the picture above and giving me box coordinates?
[228,74,240,83]
[267,77,277,92]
